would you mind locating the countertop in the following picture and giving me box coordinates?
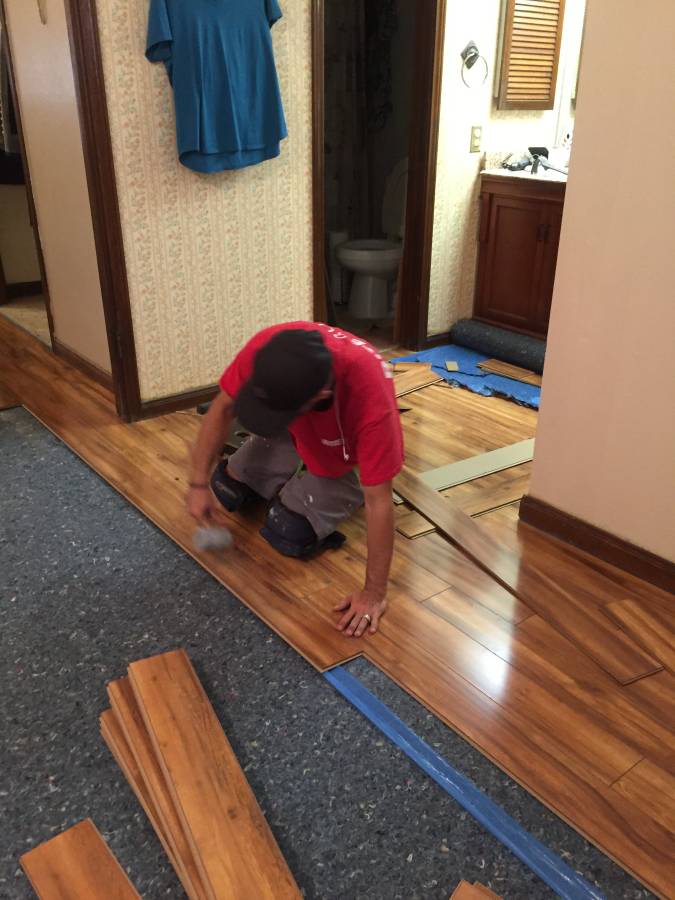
[482,166,568,183]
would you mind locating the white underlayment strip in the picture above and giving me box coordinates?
[393,439,535,504]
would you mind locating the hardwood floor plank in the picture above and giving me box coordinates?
[396,510,436,538]
[129,650,301,900]
[364,629,675,900]
[477,359,543,387]
[425,595,675,769]
[451,880,501,899]
[107,679,207,899]
[100,710,200,897]
[396,472,530,538]
[420,440,535,492]
[613,760,675,834]
[20,819,140,900]
[373,595,641,786]
[605,599,675,671]
[0,381,20,410]
[400,384,537,476]
[397,532,532,623]
[394,467,661,684]
[393,366,444,397]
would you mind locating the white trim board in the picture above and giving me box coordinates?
[394,439,535,503]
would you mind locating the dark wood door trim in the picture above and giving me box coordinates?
[311,0,327,324]
[64,0,140,421]
[0,0,53,340]
[311,0,447,346]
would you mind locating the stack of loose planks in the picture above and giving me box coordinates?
[100,648,301,900]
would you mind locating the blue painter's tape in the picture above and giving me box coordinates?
[324,666,605,900]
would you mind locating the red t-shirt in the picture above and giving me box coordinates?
[219,322,404,486]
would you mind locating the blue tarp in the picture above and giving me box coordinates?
[392,344,540,409]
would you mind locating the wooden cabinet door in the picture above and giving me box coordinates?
[534,205,563,333]
[475,195,546,332]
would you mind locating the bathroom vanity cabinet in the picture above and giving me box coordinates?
[474,173,566,339]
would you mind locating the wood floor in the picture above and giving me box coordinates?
[2,316,674,898]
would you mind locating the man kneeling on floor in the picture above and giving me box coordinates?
[187,322,404,638]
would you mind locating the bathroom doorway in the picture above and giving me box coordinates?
[313,0,447,350]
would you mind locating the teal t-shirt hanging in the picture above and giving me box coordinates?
[146,0,288,173]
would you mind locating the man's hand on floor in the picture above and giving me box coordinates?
[334,589,387,637]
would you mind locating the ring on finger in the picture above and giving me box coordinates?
[361,613,372,624]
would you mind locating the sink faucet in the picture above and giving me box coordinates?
[531,154,568,176]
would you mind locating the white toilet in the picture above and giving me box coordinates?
[336,158,408,320]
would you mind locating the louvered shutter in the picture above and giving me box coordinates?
[497,0,566,110]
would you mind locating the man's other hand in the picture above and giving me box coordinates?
[334,589,387,637]
[187,486,222,525]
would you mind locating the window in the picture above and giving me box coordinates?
[497,0,566,110]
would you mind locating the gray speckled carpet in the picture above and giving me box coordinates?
[0,408,653,900]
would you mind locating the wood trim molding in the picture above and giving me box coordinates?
[396,0,447,349]
[520,495,675,594]
[139,385,220,419]
[311,0,327,324]
[52,339,114,392]
[64,0,141,422]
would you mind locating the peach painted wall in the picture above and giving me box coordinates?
[3,0,111,372]
[529,0,675,562]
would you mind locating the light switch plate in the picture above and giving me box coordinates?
[470,125,482,153]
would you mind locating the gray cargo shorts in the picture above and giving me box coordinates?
[227,431,364,540]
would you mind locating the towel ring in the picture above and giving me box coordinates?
[461,54,489,88]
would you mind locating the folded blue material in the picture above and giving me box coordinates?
[391,344,540,409]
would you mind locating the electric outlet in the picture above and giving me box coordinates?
[470,125,482,153]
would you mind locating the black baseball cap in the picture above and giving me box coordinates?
[234,329,333,437]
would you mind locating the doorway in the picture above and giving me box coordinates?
[322,1,415,349]
[312,0,446,350]
[0,39,52,347]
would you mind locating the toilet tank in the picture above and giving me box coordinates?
[381,158,409,240]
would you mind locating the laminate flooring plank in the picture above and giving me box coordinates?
[396,532,532,624]
[20,819,141,900]
[0,381,20,410]
[100,710,198,897]
[451,882,501,899]
[393,366,444,397]
[477,359,542,387]
[612,760,675,834]
[394,466,661,684]
[107,679,207,899]
[400,384,537,477]
[478,511,663,614]
[129,650,301,900]
[420,440,535,492]
[374,594,640,786]
[396,473,530,538]
[425,595,675,769]
[397,510,436,538]
[605,599,675,671]
[364,629,675,899]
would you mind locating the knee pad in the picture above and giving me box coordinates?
[260,499,346,559]
[210,460,257,512]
